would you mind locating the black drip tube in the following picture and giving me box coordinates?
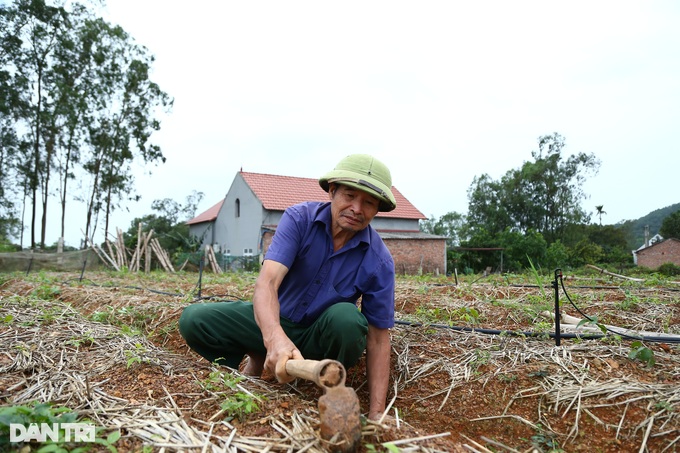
[396,269,680,344]
[394,320,680,343]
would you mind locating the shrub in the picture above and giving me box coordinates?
[657,262,680,277]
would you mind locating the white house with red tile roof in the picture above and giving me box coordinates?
[187,170,447,274]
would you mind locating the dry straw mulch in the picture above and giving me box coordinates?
[2,274,680,452]
[0,295,452,452]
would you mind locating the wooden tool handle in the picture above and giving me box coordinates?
[284,359,346,388]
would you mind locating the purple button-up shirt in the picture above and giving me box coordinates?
[264,201,395,329]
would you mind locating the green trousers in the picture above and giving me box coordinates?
[178,301,369,370]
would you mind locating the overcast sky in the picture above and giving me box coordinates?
[58,1,680,246]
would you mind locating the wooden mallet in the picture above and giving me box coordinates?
[277,358,361,453]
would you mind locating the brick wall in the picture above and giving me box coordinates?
[383,238,447,275]
[636,239,680,269]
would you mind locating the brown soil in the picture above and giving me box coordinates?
[1,272,679,452]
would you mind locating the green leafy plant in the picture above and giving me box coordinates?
[124,343,149,368]
[67,332,96,348]
[526,256,547,299]
[220,392,260,422]
[452,306,480,324]
[576,315,607,335]
[528,423,563,452]
[615,290,640,311]
[628,341,655,367]
[470,349,491,373]
[32,284,62,301]
[201,367,262,422]
[654,400,674,413]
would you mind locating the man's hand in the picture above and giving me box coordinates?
[264,330,304,383]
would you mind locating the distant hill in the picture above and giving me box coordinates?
[614,202,680,249]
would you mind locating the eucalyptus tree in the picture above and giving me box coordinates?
[50,3,96,244]
[79,18,172,244]
[0,7,22,240]
[0,0,70,248]
[1,0,172,249]
[420,211,467,247]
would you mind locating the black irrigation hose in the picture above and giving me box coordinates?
[395,319,680,343]
[48,262,680,344]
[397,271,680,344]
[558,272,680,343]
[394,319,607,340]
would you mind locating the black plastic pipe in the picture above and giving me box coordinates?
[393,320,680,343]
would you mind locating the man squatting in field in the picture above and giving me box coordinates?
[178,154,397,420]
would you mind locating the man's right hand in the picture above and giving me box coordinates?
[265,332,304,383]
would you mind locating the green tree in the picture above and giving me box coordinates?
[466,174,511,235]
[585,224,632,266]
[0,4,23,243]
[545,240,569,271]
[152,190,205,225]
[420,211,467,246]
[466,133,600,244]
[497,229,547,272]
[80,17,172,244]
[1,0,70,248]
[569,239,603,267]
[659,210,680,239]
[1,0,172,249]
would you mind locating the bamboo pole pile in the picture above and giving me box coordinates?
[150,238,175,272]
[204,245,223,273]
[88,227,177,273]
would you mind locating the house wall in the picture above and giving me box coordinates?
[636,239,680,269]
[189,222,213,247]
[381,238,447,275]
[220,174,266,256]
[372,217,419,231]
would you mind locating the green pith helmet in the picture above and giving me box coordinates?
[319,154,397,212]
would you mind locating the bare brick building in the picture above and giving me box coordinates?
[634,238,680,269]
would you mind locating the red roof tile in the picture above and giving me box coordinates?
[240,171,426,219]
[186,199,224,225]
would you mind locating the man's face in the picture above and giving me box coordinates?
[329,183,380,233]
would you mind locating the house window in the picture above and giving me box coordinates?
[235,199,240,218]
[244,248,253,256]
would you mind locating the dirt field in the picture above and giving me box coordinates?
[1,271,679,452]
